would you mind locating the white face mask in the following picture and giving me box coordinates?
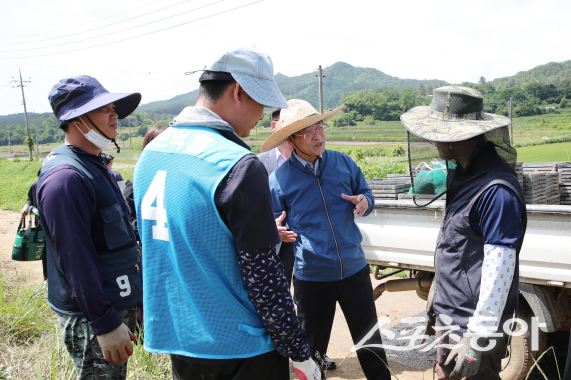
[74,116,113,149]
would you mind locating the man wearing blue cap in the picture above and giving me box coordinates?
[38,75,142,379]
[133,45,321,380]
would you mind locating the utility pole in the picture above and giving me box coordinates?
[7,126,11,153]
[509,97,513,145]
[33,109,39,157]
[10,69,32,160]
[128,116,132,146]
[316,65,325,114]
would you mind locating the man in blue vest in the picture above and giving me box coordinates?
[133,45,320,380]
[38,76,143,379]
[400,86,527,379]
[260,99,392,380]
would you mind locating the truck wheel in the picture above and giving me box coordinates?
[500,303,547,380]
[414,271,433,301]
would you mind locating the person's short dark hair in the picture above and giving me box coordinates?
[270,108,281,122]
[199,80,237,103]
[142,125,170,151]
[100,152,115,166]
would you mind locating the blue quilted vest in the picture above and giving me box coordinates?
[433,169,526,331]
[38,145,142,316]
[133,126,275,359]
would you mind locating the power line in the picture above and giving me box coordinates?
[0,60,181,75]
[0,0,225,53]
[0,0,197,47]
[0,0,165,40]
[1,1,262,60]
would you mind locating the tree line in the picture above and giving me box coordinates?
[2,78,571,147]
[329,79,571,126]
[0,111,172,147]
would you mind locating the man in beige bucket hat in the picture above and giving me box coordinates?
[261,99,392,379]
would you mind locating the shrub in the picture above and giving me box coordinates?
[392,144,406,157]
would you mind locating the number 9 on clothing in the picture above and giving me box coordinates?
[141,170,170,241]
[116,275,132,297]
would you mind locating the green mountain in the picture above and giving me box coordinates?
[137,90,199,115]
[136,62,446,115]
[491,60,571,87]
[275,62,446,109]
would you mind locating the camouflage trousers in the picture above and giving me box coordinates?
[57,307,138,380]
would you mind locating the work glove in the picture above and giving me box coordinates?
[444,335,482,379]
[96,323,137,364]
[292,358,323,380]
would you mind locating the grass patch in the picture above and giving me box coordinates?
[0,272,53,345]
[0,158,134,213]
[517,141,571,163]
[0,160,42,212]
[0,269,171,379]
[117,166,134,182]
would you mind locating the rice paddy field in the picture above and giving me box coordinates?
[2,107,571,213]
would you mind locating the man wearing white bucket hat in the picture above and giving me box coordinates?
[261,99,391,379]
[134,46,320,380]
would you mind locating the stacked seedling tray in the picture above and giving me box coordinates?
[559,168,571,205]
[544,172,561,205]
[367,179,410,200]
[515,162,523,188]
[522,173,547,204]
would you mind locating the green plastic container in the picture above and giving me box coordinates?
[12,208,45,261]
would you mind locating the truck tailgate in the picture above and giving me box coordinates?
[357,200,571,288]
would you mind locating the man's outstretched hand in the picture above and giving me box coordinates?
[341,193,369,218]
[275,211,297,242]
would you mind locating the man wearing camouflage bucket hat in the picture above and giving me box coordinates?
[400,86,527,379]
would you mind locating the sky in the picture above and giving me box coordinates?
[1,0,571,116]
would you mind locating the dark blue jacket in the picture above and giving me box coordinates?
[269,149,374,281]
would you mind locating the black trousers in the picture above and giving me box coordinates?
[278,241,295,286]
[171,350,290,380]
[293,265,391,380]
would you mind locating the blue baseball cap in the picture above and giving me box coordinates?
[186,45,288,109]
[48,75,141,127]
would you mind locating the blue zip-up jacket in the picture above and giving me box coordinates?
[269,149,374,281]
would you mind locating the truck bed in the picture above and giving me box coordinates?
[357,200,571,288]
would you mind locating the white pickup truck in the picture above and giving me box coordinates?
[356,200,571,380]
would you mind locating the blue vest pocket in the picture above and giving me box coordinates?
[238,324,272,344]
[100,204,132,250]
[100,259,143,309]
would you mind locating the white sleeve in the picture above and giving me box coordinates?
[466,244,516,336]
